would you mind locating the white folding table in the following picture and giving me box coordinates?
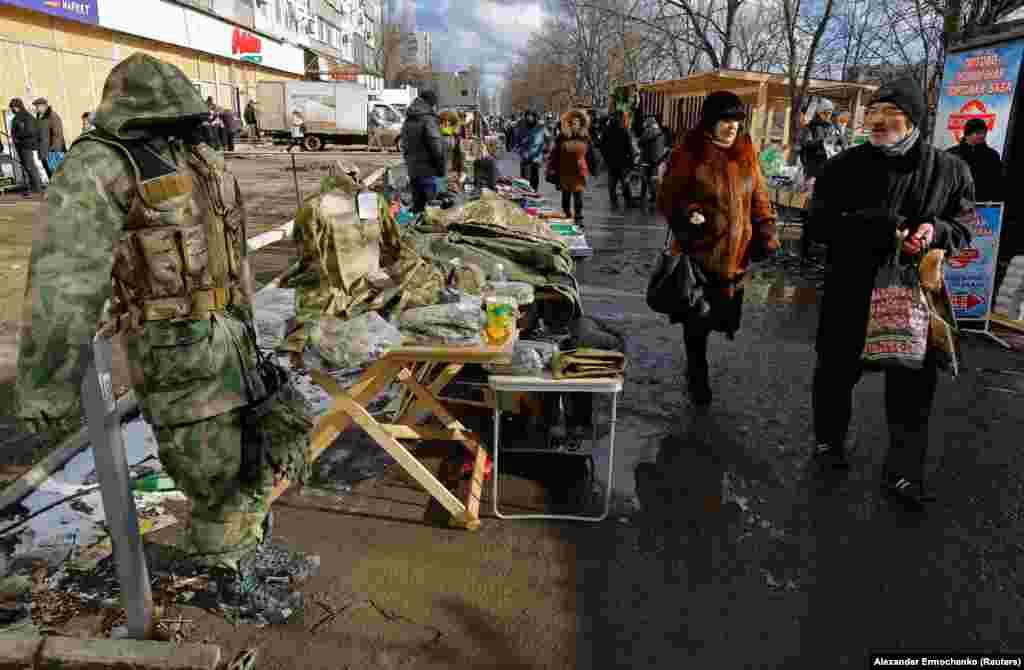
[488,374,622,522]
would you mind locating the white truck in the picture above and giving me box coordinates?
[371,87,418,116]
[256,80,405,151]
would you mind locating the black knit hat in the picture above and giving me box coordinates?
[869,77,926,128]
[963,118,988,136]
[699,91,746,130]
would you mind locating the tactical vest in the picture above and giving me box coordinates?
[78,132,250,331]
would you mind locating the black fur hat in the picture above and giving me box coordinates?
[699,91,746,130]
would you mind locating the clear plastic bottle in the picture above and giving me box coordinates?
[484,264,516,345]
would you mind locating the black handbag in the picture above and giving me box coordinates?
[646,226,711,318]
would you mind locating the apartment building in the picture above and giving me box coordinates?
[402,30,430,70]
[0,0,307,146]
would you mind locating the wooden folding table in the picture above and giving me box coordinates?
[270,337,515,530]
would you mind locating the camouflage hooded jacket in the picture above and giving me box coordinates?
[15,54,265,433]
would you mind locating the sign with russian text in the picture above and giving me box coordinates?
[0,0,98,25]
[934,41,1024,156]
[945,203,1004,321]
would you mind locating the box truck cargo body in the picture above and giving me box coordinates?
[256,80,404,151]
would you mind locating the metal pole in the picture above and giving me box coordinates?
[291,152,302,210]
[82,335,154,640]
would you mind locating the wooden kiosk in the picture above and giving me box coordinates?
[618,70,878,210]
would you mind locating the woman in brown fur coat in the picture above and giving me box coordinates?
[655,91,778,405]
[548,109,591,224]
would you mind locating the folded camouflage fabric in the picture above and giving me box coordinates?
[551,348,626,379]
[398,296,484,345]
[310,312,402,369]
[406,223,580,320]
[428,191,564,243]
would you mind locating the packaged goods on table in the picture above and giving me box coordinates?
[310,312,403,369]
[399,294,486,345]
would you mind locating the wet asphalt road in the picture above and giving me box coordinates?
[498,154,1024,666]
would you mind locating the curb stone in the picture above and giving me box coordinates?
[0,633,221,670]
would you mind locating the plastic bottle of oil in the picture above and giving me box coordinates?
[484,264,516,345]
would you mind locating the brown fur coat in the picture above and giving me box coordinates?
[656,129,777,287]
[552,109,591,193]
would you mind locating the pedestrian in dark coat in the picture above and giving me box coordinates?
[806,78,974,507]
[947,118,1004,203]
[8,98,42,196]
[400,90,445,213]
[798,98,845,179]
[32,98,65,179]
[218,107,238,152]
[600,112,637,208]
[656,91,778,405]
[513,110,546,192]
[244,99,259,139]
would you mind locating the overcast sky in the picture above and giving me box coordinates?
[389,0,548,92]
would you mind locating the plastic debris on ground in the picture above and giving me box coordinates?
[50,541,321,629]
[251,287,296,351]
[0,418,177,564]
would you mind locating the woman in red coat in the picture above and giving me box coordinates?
[656,91,778,405]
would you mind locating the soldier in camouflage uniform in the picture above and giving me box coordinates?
[14,54,310,571]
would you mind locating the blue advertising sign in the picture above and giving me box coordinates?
[933,41,1024,157]
[944,204,1004,321]
[0,0,98,25]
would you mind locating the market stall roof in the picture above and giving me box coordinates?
[626,70,878,102]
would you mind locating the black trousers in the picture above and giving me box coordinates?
[220,127,235,152]
[639,163,659,202]
[608,169,633,204]
[520,160,540,192]
[561,190,583,219]
[17,146,42,193]
[682,323,710,376]
[812,351,939,481]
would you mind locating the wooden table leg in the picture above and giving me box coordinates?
[333,392,471,524]
[269,361,401,505]
[396,368,488,529]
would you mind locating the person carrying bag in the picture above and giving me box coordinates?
[805,78,975,508]
[651,91,777,406]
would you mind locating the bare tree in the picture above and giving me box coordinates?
[776,0,838,161]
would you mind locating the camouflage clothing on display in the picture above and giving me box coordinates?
[281,183,446,352]
[14,54,309,568]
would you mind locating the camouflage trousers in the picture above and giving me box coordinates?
[154,388,312,571]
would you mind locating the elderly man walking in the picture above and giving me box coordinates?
[806,78,975,508]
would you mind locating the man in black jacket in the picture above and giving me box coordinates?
[601,112,637,209]
[947,118,1004,203]
[8,98,42,197]
[400,90,445,213]
[807,78,974,508]
[637,114,669,204]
